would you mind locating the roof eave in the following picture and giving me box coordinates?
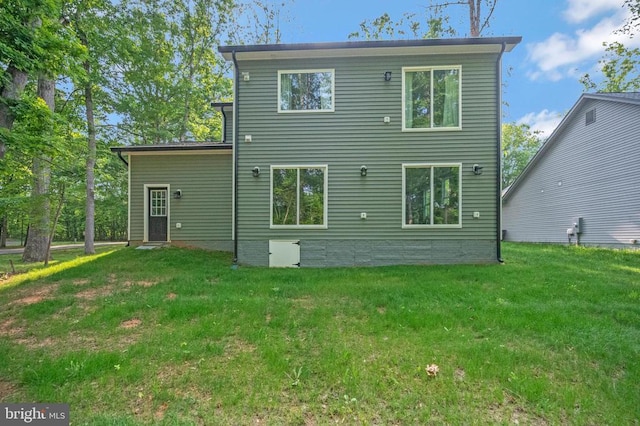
[218,37,522,61]
[110,143,232,154]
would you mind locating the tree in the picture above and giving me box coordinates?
[501,123,543,188]
[428,0,498,37]
[621,0,639,36]
[580,42,640,92]
[580,0,640,92]
[0,0,50,159]
[348,0,498,40]
[22,76,55,262]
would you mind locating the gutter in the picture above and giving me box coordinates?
[232,51,239,266]
[495,42,507,263]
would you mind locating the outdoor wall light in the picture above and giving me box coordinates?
[384,71,392,81]
[242,72,250,81]
[360,165,368,177]
[472,164,483,175]
[252,166,260,177]
[173,189,182,199]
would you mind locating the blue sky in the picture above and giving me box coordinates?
[273,0,639,137]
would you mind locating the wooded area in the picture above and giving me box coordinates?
[0,0,286,260]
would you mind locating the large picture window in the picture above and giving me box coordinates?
[403,164,461,227]
[402,66,461,131]
[278,70,334,112]
[271,166,328,228]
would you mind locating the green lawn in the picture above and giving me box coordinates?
[0,244,638,424]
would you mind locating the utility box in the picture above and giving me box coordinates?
[573,217,584,234]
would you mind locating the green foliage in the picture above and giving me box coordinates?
[501,122,543,188]
[621,0,640,35]
[580,42,640,92]
[349,13,455,40]
[0,0,58,77]
[348,1,498,40]
[106,0,233,144]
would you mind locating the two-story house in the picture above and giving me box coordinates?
[112,37,521,267]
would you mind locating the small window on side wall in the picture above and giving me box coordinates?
[586,109,596,125]
[278,70,335,113]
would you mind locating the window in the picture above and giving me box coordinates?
[278,70,334,112]
[403,164,461,227]
[271,166,328,228]
[150,189,167,217]
[402,66,461,130]
[586,109,596,125]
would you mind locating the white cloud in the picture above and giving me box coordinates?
[518,110,564,138]
[526,3,639,82]
[563,0,624,23]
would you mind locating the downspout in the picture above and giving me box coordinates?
[115,150,130,247]
[232,51,239,266]
[495,42,507,263]
[117,150,129,167]
[220,105,227,143]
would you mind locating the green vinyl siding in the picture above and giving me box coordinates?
[235,53,499,247]
[129,152,232,248]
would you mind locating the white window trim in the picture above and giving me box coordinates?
[402,163,462,228]
[277,69,335,113]
[143,184,171,242]
[401,66,462,132]
[270,164,329,229]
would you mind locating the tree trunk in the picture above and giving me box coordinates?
[0,66,30,159]
[84,59,96,255]
[22,76,54,263]
[468,0,480,37]
[45,183,65,266]
[0,214,7,248]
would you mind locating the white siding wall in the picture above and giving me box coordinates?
[503,98,640,247]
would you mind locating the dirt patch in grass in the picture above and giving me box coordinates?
[291,296,315,310]
[10,283,59,306]
[0,318,54,348]
[0,380,17,400]
[224,337,257,358]
[124,280,158,288]
[166,293,177,301]
[75,285,115,300]
[120,318,142,329]
[488,393,549,425]
[15,336,55,348]
[154,402,169,421]
[0,318,25,340]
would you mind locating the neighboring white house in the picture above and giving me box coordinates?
[502,92,640,248]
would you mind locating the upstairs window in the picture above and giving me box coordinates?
[403,164,461,227]
[278,70,335,113]
[586,109,596,125]
[402,66,461,131]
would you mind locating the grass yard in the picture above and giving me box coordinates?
[0,244,638,425]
